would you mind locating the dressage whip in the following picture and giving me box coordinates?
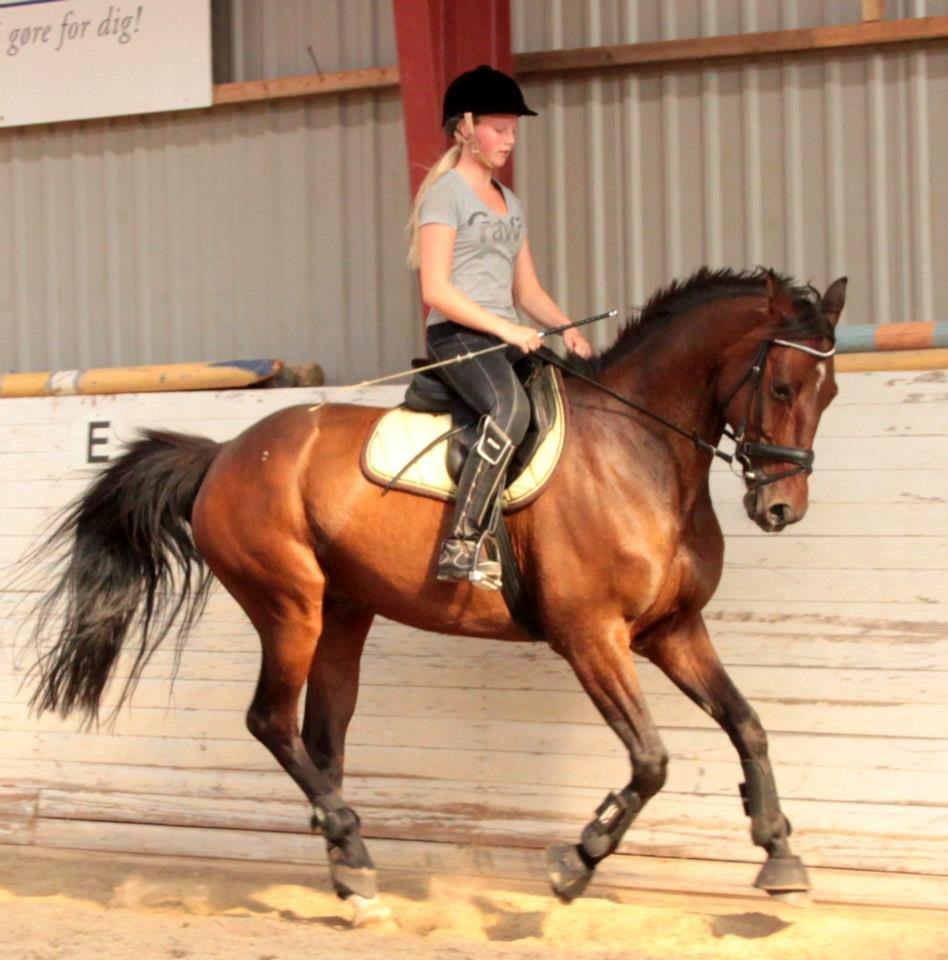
[307,310,617,412]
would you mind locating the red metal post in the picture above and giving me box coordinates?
[393,0,514,198]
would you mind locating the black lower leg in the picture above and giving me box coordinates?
[740,758,809,893]
[310,793,377,899]
[547,786,644,902]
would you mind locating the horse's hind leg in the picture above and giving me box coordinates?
[302,597,374,794]
[211,548,384,920]
[547,619,669,901]
[641,613,809,902]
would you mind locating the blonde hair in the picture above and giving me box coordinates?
[405,142,462,269]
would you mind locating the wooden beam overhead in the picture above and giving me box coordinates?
[206,16,947,111]
[213,65,399,106]
[513,16,948,78]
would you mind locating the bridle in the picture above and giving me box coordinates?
[538,334,835,493]
[719,337,836,492]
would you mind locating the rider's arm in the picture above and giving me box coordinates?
[512,238,570,329]
[513,239,592,358]
[419,223,530,345]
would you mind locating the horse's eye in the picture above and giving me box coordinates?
[771,381,794,403]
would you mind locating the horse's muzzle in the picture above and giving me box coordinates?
[744,490,802,532]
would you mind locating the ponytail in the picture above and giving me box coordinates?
[405,143,462,270]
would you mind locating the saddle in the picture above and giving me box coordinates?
[361,353,567,511]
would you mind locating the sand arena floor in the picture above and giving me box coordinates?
[1,846,945,960]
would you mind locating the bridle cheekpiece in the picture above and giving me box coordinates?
[722,337,836,492]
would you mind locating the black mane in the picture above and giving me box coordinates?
[587,267,834,372]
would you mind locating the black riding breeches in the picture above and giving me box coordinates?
[426,321,531,446]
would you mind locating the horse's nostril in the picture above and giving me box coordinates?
[768,503,791,525]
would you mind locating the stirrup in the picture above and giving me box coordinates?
[437,536,502,591]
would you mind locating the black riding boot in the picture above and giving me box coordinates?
[437,416,514,590]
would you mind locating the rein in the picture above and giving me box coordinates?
[307,311,617,414]
[540,336,836,492]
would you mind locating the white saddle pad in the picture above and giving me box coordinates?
[361,374,566,512]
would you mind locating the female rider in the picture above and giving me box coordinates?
[407,65,592,589]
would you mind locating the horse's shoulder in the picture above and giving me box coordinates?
[670,498,725,607]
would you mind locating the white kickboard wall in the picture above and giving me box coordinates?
[0,370,945,907]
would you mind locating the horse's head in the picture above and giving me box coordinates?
[719,273,847,532]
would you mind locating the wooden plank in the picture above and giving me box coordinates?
[2,677,944,741]
[721,535,948,570]
[33,788,948,874]
[5,464,936,516]
[4,644,944,707]
[7,603,948,665]
[713,468,948,502]
[4,706,943,779]
[4,22,943,125]
[0,784,36,846]
[0,388,944,448]
[30,818,948,909]
[1,729,944,806]
[0,784,37,820]
[28,770,946,840]
[5,607,946,673]
[0,371,938,433]
[8,530,948,574]
[2,433,946,482]
[9,592,947,638]
[714,501,947,537]
[0,386,404,427]
[829,369,948,405]
[0,818,32,844]
[0,708,948,804]
[513,17,948,77]
[716,568,947,604]
[811,400,948,437]
[213,66,400,105]
[12,760,946,862]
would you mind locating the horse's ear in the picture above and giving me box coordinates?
[821,276,848,328]
[765,270,795,320]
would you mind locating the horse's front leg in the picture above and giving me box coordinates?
[639,612,810,902]
[547,619,669,901]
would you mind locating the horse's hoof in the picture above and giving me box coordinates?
[546,843,594,903]
[754,855,810,895]
[348,895,395,929]
[331,863,378,900]
[768,890,812,908]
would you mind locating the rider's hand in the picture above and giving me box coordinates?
[501,322,543,354]
[563,328,593,359]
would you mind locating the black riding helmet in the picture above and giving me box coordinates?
[441,64,537,132]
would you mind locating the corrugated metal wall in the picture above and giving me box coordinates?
[0,1,945,380]
[513,0,948,349]
[0,90,413,382]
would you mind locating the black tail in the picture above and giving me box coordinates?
[27,429,221,724]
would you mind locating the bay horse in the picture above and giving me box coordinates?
[25,267,845,924]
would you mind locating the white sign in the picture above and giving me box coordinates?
[0,0,212,127]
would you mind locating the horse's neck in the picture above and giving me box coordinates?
[579,312,743,500]
[602,321,727,447]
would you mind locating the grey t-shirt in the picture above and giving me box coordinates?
[418,168,526,327]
